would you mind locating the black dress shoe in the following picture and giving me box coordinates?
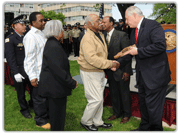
[96,123,112,129]
[23,113,32,118]
[80,122,98,131]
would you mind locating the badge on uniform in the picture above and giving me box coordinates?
[5,38,10,43]
[17,43,24,47]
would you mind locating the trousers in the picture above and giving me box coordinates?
[80,70,105,126]
[33,86,48,126]
[138,72,167,131]
[48,97,67,131]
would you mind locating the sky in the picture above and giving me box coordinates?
[112,3,155,21]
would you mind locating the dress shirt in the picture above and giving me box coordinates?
[137,17,144,33]
[107,28,114,43]
[23,26,47,81]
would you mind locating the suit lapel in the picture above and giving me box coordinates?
[137,18,146,46]
[108,30,116,50]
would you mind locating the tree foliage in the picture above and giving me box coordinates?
[149,3,176,24]
[40,10,66,25]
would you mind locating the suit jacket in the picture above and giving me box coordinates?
[5,30,28,78]
[117,18,171,90]
[38,37,76,98]
[105,29,132,81]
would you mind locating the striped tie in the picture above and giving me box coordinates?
[106,33,110,45]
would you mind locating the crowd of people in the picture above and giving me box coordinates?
[5,6,171,131]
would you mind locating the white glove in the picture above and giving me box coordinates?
[14,73,25,83]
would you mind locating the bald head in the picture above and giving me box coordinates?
[126,6,143,16]
[125,6,144,28]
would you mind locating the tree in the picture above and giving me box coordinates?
[149,3,176,24]
[40,10,66,25]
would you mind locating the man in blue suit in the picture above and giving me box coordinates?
[114,6,171,131]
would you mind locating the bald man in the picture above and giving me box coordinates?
[77,14,120,131]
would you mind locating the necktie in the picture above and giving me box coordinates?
[106,33,110,45]
[135,28,138,44]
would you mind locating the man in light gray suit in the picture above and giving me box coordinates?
[102,16,133,124]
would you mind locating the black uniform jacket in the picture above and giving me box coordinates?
[5,30,28,78]
[38,37,76,98]
[117,18,171,90]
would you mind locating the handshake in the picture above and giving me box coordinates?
[108,44,137,72]
[109,60,120,72]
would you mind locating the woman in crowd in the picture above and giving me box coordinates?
[38,20,78,131]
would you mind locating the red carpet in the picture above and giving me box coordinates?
[104,87,176,126]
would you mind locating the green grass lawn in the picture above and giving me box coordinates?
[4,61,175,131]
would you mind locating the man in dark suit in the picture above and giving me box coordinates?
[114,6,171,131]
[102,16,133,123]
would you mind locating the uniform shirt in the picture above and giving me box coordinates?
[67,29,72,37]
[23,26,47,81]
[63,30,69,39]
[72,29,81,38]
[5,30,26,76]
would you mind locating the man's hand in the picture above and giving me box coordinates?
[123,46,138,56]
[76,81,78,88]
[122,72,130,81]
[31,78,38,87]
[111,61,120,71]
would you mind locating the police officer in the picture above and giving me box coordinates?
[5,15,33,118]
[66,24,73,54]
[63,25,69,57]
[72,24,81,57]
[76,22,83,32]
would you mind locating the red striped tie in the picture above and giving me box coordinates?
[135,28,138,44]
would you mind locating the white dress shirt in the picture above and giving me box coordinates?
[23,26,47,81]
[107,28,114,43]
[137,17,144,33]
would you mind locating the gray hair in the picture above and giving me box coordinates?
[44,20,63,38]
[126,6,143,16]
[85,14,94,27]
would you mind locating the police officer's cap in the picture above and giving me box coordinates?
[76,22,80,25]
[10,14,27,26]
[74,24,77,27]
[66,24,71,27]
[119,19,124,22]
[63,25,67,29]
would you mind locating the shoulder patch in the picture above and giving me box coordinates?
[5,38,10,43]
